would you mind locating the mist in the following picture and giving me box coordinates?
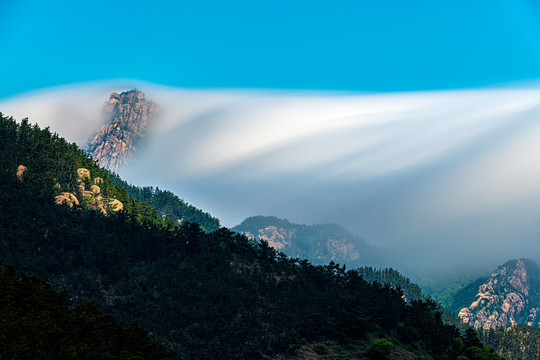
[2,82,540,277]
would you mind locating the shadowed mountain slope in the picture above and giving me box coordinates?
[232,215,384,267]
[0,113,503,360]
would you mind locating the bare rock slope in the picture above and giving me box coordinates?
[458,259,540,329]
[232,215,384,267]
[86,90,158,172]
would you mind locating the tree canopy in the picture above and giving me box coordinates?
[0,113,505,359]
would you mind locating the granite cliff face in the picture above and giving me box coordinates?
[231,216,383,267]
[458,259,540,329]
[86,90,158,172]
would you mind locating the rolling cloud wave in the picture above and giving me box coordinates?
[3,82,540,275]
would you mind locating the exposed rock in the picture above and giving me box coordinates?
[232,216,381,267]
[458,259,540,329]
[53,169,120,216]
[16,165,26,181]
[97,204,107,215]
[529,307,540,326]
[108,199,123,212]
[55,192,79,208]
[86,90,158,172]
[458,308,472,324]
[108,92,120,106]
[250,226,292,250]
[90,185,101,195]
[326,237,361,261]
[77,168,90,179]
[82,190,94,198]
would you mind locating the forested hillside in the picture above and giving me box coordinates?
[356,266,424,302]
[447,276,490,314]
[0,261,169,359]
[110,173,220,232]
[232,215,384,267]
[479,325,540,360]
[0,113,503,359]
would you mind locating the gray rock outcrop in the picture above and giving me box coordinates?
[86,90,158,172]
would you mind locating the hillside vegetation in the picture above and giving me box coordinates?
[0,113,503,359]
[232,215,383,267]
[0,261,169,359]
[479,325,540,360]
[110,173,220,232]
[356,266,424,302]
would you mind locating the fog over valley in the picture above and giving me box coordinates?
[3,82,540,277]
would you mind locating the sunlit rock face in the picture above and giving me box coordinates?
[86,90,158,172]
[231,216,383,267]
[458,259,540,329]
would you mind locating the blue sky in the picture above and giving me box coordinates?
[1,0,539,100]
[2,1,540,274]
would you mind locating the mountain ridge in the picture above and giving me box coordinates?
[86,89,158,172]
[232,215,385,267]
[457,258,540,330]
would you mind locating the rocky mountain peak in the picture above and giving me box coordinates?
[86,89,158,172]
[231,215,382,266]
[458,258,540,329]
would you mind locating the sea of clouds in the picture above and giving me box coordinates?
[3,81,540,276]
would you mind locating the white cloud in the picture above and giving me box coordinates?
[3,82,540,273]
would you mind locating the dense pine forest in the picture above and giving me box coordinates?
[479,326,540,360]
[232,215,380,267]
[109,173,220,232]
[0,261,169,359]
[0,113,504,359]
[356,266,424,302]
